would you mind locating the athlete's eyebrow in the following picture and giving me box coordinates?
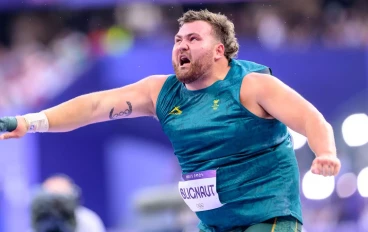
[175,33,200,39]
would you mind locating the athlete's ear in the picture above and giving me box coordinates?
[214,43,225,61]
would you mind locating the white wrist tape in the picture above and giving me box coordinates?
[23,112,49,133]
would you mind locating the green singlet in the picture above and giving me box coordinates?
[156,59,302,232]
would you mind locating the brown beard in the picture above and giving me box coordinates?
[173,52,213,84]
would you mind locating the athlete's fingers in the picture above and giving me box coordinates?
[0,132,19,140]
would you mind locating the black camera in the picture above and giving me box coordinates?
[31,191,78,232]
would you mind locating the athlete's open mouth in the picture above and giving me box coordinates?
[179,55,191,66]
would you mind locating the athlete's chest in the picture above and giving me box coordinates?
[161,90,246,140]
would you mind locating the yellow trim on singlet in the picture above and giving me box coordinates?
[271,217,277,232]
[294,218,298,232]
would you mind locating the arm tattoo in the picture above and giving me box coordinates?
[109,101,133,120]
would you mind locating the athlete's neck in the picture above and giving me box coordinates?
[185,60,231,91]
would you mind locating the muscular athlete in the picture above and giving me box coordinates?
[0,10,340,232]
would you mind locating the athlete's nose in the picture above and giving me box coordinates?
[178,41,189,52]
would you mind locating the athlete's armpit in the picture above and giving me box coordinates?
[108,101,133,120]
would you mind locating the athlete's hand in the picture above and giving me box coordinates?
[0,116,28,140]
[310,155,341,176]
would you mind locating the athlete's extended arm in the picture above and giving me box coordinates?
[246,72,341,176]
[44,79,154,132]
[0,75,167,139]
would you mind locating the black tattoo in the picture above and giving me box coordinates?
[109,101,132,120]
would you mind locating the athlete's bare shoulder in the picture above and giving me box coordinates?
[240,72,274,119]
[145,74,170,90]
[143,74,171,116]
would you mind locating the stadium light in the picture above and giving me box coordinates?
[302,171,335,200]
[357,167,368,197]
[336,172,357,198]
[342,114,368,147]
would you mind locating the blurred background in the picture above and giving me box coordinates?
[0,0,367,231]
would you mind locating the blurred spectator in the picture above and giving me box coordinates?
[38,174,106,232]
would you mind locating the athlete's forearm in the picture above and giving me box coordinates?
[305,113,337,157]
[42,94,96,132]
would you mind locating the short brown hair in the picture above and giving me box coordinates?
[178,9,239,61]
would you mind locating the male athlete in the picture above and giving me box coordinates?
[0,10,340,232]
